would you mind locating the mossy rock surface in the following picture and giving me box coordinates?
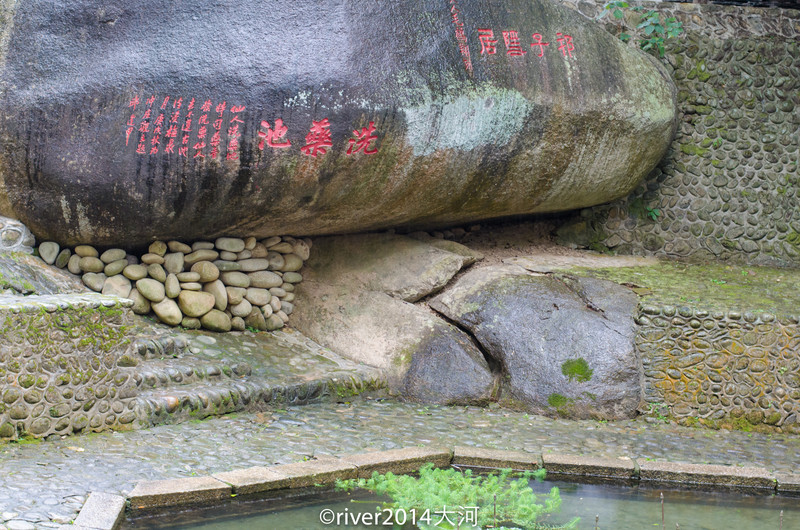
[562,261,800,315]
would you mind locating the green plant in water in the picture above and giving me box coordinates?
[336,464,578,529]
[598,1,684,57]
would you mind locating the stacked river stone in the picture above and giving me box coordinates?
[36,236,308,332]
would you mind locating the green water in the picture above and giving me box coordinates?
[125,480,800,529]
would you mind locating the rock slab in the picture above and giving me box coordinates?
[430,265,640,419]
[0,0,675,246]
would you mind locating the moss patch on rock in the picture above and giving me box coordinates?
[562,261,800,314]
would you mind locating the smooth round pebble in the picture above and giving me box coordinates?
[128,288,151,315]
[147,263,167,283]
[191,261,220,282]
[269,287,286,297]
[250,243,268,258]
[123,264,148,281]
[265,313,284,330]
[178,290,216,318]
[238,258,268,272]
[231,316,246,331]
[203,280,228,311]
[245,287,271,307]
[148,240,168,256]
[152,298,182,326]
[74,245,98,257]
[280,253,304,272]
[141,253,165,265]
[67,254,82,274]
[213,260,241,272]
[215,237,245,253]
[266,251,285,270]
[221,271,250,288]
[185,249,219,265]
[163,253,185,275]
[261,236,282,248]
[102,275,132,298]
[248,270,282,288]
[79,256,105,273]
[219,251,238,261]
[103,259,127,277]
[165,274,181,298]
[283,272,302,283]
[269,242,294,254]
[55,248,71,269]
[244,308,267,331]
[192,241,215,251]
[200,309,231,332]
[230,299,253,318]
[226,286,246,305]
[237,250,252,260]
[177,271,201,282]
[82,272,106,292]
[181,316,202,329]
[292,240,311,260]
[180,282,202,291]
[168,240,192,253]
[244,236,257,250]
[38,242,59,265]
[136,278,166,302]
[99,248,126,264]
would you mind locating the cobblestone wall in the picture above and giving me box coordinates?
[557,1,800,266]
[0,296,138,440]
[637,303,800,432]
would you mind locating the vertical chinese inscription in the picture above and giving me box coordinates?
[449,0,473,73]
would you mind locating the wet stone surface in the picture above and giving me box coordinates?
[2,399,800,528]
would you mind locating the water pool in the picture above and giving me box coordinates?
[124,478,800,529]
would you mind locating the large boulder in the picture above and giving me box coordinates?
[0,0,675,246]
[291,233,498,404]
[430,265,641,419]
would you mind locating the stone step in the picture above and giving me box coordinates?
[129,333,192,359]
[132,373,384,428]
[132,356,253,391]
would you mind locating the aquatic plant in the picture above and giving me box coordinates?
[336,463,578,529]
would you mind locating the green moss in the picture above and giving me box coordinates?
[561,358,593,383]
[556,261,800,314]
[547,393,569,408]
[680,144,708,156]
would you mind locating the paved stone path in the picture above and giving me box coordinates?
[1,399,800,529]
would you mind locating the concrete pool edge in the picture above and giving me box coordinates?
[70,445,800,529]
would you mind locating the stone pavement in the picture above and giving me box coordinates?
[2,399,800,529]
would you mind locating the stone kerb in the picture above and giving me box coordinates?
[0,294,139,440]
[636,303,800,432]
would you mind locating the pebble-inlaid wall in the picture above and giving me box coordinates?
[557,1,800,266]
[637,304,800,433]
[0,296,139,439]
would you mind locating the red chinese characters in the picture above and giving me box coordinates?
[127,94,383,160]
[475,29,575,60]
[258,119,291,150]
[502,31,526,56]
[530,33,550,57]
[556,32,574,58]
[346,121,378,155]
[226,105,245,160]
[478,29,498,55]
[449,0,473,73]
[300,119,333,157]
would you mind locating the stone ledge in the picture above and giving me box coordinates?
[341,446,452,478]
[452,446,540,471]
[71,492,126,530]
[212,466,290,496]
[0,293,133,313]
[638,461,775,489]
[774,473,800,493]
[128,476,231,511]
[269,458,357,488]
[542,453,636,479]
